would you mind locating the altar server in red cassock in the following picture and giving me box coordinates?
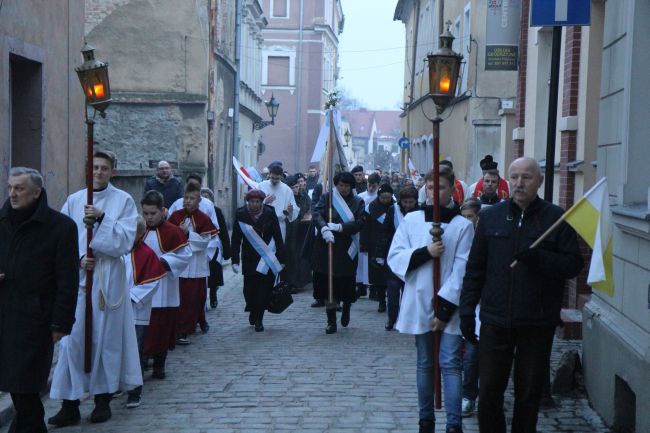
[168,183,217,345]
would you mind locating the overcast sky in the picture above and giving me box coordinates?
[338,1,405,111]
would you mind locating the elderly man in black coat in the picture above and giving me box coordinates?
[0,167,79,433]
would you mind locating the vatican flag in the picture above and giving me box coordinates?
[563,178,614,296]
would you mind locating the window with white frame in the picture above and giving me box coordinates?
[271,0,289,18]
[461,3,471,95]
[267,56,290,86]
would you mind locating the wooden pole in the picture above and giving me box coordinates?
[327,108,335,309]
[431,115,443,409]
[84,116,94,374]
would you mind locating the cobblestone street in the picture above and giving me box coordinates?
[2,269,612,433]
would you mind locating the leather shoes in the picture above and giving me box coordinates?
[385,320,394,331]
[378,301,386,313]
[48,400,80,427]
[254,320,264,332]
[341,303,351,327]
[310,299,325,308]
[419,419,435,433]
[249,312,255,325]
[325,322,337,334]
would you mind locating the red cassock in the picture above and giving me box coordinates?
[130,240,167,286]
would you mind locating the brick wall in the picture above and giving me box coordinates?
[513,0,530,158]
[85,0,132,34]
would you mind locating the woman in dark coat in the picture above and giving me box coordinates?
[201,188,232,308]
[284,176,312,292]
[231,189,285,332]
[366,184,396,314]
[0,168,79,432]
[312,172,365,334]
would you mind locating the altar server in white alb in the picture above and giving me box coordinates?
[140,191,191,380]
[125,216,168,409]
[387,167,474,433]
[259,163,299,240]
[167,173,218,227]
[49,150,142,427]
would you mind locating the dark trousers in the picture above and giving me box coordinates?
[9,393,46,433]
[462,339,479,400]
[386,278,402,323]
[128,324,148,399]
[478,323,555,433]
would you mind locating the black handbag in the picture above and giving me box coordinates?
[266,277,293,314]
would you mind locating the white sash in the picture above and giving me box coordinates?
[238,221,283,275]
[332,189,359,259]
[393,203,404,229]
[376,213,386,224]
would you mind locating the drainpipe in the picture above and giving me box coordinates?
[294,0,304,172]
[405,0,420,173]
[231,0,242,218]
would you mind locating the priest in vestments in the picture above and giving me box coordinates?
[169,183,217,344]
[140,190,191,380]
[259,163,299,241]
[49,151,141,427]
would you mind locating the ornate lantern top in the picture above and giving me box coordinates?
[75,43,111,114]
[427,22,463,111]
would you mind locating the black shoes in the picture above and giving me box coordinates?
[249,311,255,325]
[446,425,464,433]
[378,301,387,313]
[419,419,435,433]
[89,393,112,423]
[210,300,218,308]
[341,303,351,327]
[48,400,80,427]
[385,320,395,331]
[326,309,337,334]
[254,321,264,332]
[152,353,166,379]
[311,299,325,308]
[199,322,210,334]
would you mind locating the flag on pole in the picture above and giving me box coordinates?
[311,109,348,186]
[408,158,419,184]
[232,156,259,189]
[563,178,614,296]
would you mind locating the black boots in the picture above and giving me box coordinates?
[325,308,337,334]
[341,302,351,327]
[48,399,80,427]
[254,310,264,332]
[418,419,435,433]
[89,393,112,423]
[152,352,167,379]
[376,287,387,312]
[356,283,367,298]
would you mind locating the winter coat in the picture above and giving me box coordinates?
[0,190,79,393]
[364,198,396,285]
[460,197,583,328]
[208,206,231,287]
[311,191,365,277]
[231,205,285,276]
[143,176,183,209]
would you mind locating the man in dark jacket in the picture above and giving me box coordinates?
[143,160,183,208]
[459,157,583,433]
[351,165,367,194]
[0,167,79,433]
[311,172,365,334]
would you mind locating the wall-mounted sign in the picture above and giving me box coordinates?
[486,0,522,71]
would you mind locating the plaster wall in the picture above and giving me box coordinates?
[0,0,85,208]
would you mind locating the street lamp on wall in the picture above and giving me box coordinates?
[74,42,112,375]
[425,21,462,411]
[253,93,280,130]
[344,129,351,147]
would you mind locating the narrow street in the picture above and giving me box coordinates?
[1,269,611,433]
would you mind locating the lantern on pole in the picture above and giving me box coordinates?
[426,22,463,410]
[75,42,111,373]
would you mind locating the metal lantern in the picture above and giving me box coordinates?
[427,24,462,109]
[266,93,279,120]
[75,43,111,113]
[344,129,351,147]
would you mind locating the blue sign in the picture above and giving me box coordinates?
[530,0,590,27]
[398,137,410,149]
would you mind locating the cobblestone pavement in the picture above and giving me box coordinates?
[3,268,612,432]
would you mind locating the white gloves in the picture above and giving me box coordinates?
[320,227,335,244]
[232,263,240,274]
[327,222,343,232]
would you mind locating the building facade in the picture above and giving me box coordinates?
[394,0,517,185]
[0,0,85,208]
[581,0,650,431]
[259,0,344,173]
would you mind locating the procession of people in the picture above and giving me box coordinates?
[0,151,583,433]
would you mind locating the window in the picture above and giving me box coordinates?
[267,56,290,86]
[271,0,288,18]
[10,53,42,171]
[461,3,471,94]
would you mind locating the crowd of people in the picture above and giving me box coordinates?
[0,152,583,433]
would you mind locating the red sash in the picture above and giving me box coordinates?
[453,179,465,205]
[148,220,189,253]
[169,208,217,237]
[131,241,167,285]
[473,177,510,200]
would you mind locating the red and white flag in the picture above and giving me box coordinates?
[408,158,419,184]
[232,156,259,189]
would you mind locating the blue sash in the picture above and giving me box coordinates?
[238,222,283,275]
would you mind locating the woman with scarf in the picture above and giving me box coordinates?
[231,189,285,332]
[284,176,312,293]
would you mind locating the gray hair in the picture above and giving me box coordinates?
[9,167,44,189]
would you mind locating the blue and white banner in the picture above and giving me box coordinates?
[376,213,386,224]
[393,203,404,229]
[238,222,283,275]
[332,188,359,259]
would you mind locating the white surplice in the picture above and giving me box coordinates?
[168,196,218,228]
[143,227,192,309]
[258,179,299,240]
[127,260,162,326]
[387,210,474,336]
[179,219,217,279]
[51,184,142,400]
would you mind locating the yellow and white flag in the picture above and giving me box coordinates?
[563,178,614,296]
